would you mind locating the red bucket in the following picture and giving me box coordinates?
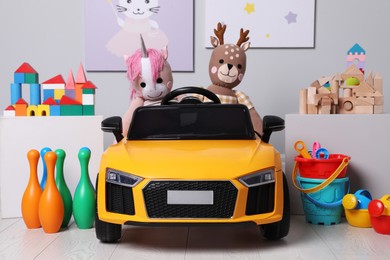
[294,154,350,179]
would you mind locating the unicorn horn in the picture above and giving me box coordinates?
[140,35,148,58]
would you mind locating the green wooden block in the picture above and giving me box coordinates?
[82,105,95,116]
[25,73,39,84]
[82,89,95,94]
[60,105,83,116]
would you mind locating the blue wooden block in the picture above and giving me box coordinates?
[65,89,75,99]
[50,105,61,116]
[14,73,24,84]
[30,84,41,105]
[10,83,21,104]
[43,89,54,101]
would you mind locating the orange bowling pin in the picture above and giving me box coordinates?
[21,149,42,228]
[38,151,64,233]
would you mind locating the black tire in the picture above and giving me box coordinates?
[260,173,290,240]
[95,213,122,243]
[95,174,122,243]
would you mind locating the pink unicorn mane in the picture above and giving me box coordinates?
[126,49,165,84]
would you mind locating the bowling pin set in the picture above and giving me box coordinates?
[21,147,96,233]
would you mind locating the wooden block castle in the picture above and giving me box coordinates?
[299,44,384,114]
[3,63,97,117]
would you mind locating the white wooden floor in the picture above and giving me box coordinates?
[0,215,389,260]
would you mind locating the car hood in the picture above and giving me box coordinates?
[100,139,279,180]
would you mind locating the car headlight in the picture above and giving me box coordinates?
[239,169,275,187]
[106,168,143,187]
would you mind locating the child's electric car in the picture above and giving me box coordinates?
[95,87,290,242]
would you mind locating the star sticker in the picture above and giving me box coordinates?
[244,3,255,14]
[285,11,298,24]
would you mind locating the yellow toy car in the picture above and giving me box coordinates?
[95,87,290,242]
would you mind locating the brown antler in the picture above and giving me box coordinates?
[214,22,226,45]
[236,28,250,47]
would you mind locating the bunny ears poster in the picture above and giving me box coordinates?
[85,0,194,72]
[205,0,316,48]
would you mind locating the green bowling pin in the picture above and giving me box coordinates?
[73,147,96,229]
[55,149,73,228]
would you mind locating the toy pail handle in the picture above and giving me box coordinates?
[292,157,349,194]
[301,178,350,208]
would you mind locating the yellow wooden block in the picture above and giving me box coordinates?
[27,105,38,116]
[54,89,65,100]
[38,104,50,116]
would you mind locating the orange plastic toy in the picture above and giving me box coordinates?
[368,195,390,235]
[21,149,43,228]
[38,151,64,233]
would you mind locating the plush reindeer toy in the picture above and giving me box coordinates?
[207,22,263,135]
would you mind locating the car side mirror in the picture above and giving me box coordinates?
[261,115,285,143]
[101,116,124,143]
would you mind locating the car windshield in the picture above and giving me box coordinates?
[127,104,255,140]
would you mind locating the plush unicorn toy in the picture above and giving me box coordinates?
[206,22,263,135]
[122,36,173,137]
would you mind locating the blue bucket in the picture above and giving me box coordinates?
[297,176,349,225]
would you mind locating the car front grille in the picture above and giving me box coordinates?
[143,181,237,219]
[105,182,135,215]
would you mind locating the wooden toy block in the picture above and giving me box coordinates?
[60,105,83,116]
[75,63,87,84]
[374,105,384,114]
[82,105,95,116]
[299,88,307,114]
[10,83,22,104]
[319,96,332,114]
[25,73,39,84]
[15,98,28,116]
[15,62,38,74]
[27,105,38,116]
[307,104,317,114]
[14,73,25,84]
[374,96,384,106]
[338,97,374,114]
[3,105,15,117]
[49,105,60,116]
[42,75,65,90]
[354,81,375,96]
[54,89,65,100]
[43,97,57,105]
[75,83,84,104]
[43,89,55,101]
[30,83,41,105]
[60,95,81,105]
[82,94,94,105]
[317,86,330,94]
[341,64,364,82]
[307,86,317,104]
[82,81,97,93]
[373,72,383,93]
[66,70,76,90]
[38,104,50,116]
[65,89,76,99]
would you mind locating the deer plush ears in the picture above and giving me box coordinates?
[207,22,263,135]
[208,22,250,91]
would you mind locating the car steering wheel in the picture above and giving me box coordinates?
[161,86,221,105]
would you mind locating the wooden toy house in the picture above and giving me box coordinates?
[299,44,384,114]
[3,63,97,117]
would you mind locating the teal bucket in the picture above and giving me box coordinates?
[297,176,349,225]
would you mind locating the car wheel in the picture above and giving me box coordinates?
[95,174,122,243]
[259,173,290,240]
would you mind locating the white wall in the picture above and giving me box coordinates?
[1,0,390,153]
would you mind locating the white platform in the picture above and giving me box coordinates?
[0,116,104,218]
[285,114,390,215]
